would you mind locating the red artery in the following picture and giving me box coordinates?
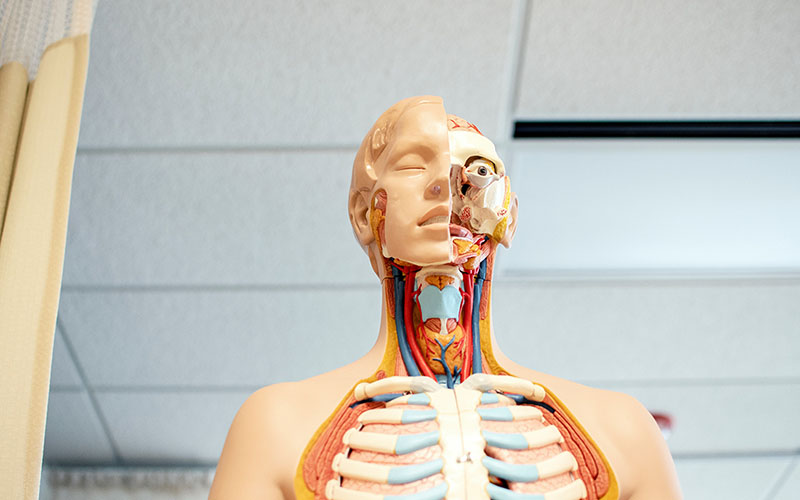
[460,271,474,382]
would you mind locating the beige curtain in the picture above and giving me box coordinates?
[0,1,94,497]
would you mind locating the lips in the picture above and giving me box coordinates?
[449,223,472,239]
[419,206,451,227]
[420,215,450,226]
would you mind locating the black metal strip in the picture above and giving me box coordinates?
[513,120,800,139]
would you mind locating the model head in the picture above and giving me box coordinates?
[348,96,518,276]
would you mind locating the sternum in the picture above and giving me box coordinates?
[429,388,489,499]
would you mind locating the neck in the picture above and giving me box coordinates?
[374,248,500,388]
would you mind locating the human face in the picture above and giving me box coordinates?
[372,101,452,266]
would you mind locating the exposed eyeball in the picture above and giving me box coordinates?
[463,158,499,189]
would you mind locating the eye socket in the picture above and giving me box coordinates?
[478,166,488,176]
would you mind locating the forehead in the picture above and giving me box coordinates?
[386,101,449,160]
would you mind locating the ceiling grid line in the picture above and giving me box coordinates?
[497,0,532,143]
[75,144,362,155]
[55,317,124,465]
[760,454,799,500]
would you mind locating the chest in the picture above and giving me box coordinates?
[297,374,616,500]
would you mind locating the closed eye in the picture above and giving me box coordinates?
[395,165,426,172]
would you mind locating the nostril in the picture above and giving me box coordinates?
[431,185,441,196]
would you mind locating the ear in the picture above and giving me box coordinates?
[348,189,375,248]
[499,192,519,248]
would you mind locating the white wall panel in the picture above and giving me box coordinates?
[674,456,792,500]
[80,0,515,148]
[63,151,376,286]
[518,0,800,118]
[504,140,800,273]
[43,391,115,464]
[57,288,381,387]
[96,392,250,464]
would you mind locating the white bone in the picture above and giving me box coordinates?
[343,429,397,454]
[332,453,391,483]
[354,376,442,401]
[523,425,564,448]
[543,479,588,500]
[462,374,546,402]
[325,479,383,500]
[357,408,405,425]
[536,451,579,480]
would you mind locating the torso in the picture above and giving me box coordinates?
[271,352,634,500]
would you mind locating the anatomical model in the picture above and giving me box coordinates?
[209,97,681,500]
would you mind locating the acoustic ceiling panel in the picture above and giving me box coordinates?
[96,391,251,464]
[62,151,376,286]
[50,326,83,389]
[79,0,515,148]
[674,456,792,500]
[57,288,381,387]
[492,278,800,382]
[517,0,800,118]
[43,391,116,465]
[603,383,800,454]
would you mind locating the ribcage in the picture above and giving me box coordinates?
[325,375,588,500]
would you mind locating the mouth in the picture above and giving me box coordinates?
[420,215,450,227]
[449,223,472,238]
[419,206,451,227]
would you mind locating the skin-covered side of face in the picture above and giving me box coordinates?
[372,100,451,266]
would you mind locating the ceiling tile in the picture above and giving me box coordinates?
[96,391,251,464]
[80,0,515,148]
[504,140,800,272]
[50,326,83,389]
[601,383,800,454]
[63,151,376,286]
[517,0,800,118]
[674,456,791,500]
[58,288,381,387]
[772,458,800,500]
[44,391,115,464]
[492,279,800,382]
[58,279,800,388]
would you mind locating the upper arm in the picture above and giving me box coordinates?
[209,385,289,500]
[612,393,682,500]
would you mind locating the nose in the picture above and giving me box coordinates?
[424,160,451,201]
[425,176,449,201]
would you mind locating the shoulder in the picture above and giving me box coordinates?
[583,388,683,500]
[209,364,370,500]
[209,383,302,500]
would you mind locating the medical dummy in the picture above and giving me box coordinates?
[209,96,681,500]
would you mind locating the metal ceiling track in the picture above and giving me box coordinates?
[513,120,800,139]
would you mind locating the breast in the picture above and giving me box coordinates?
[310,374,598,500]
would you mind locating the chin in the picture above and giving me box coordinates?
[389,241,451,266]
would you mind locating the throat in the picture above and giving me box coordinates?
[387,260,488,387]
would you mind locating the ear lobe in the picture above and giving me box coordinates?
[348,189,375,248]
[500,193,519,248]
